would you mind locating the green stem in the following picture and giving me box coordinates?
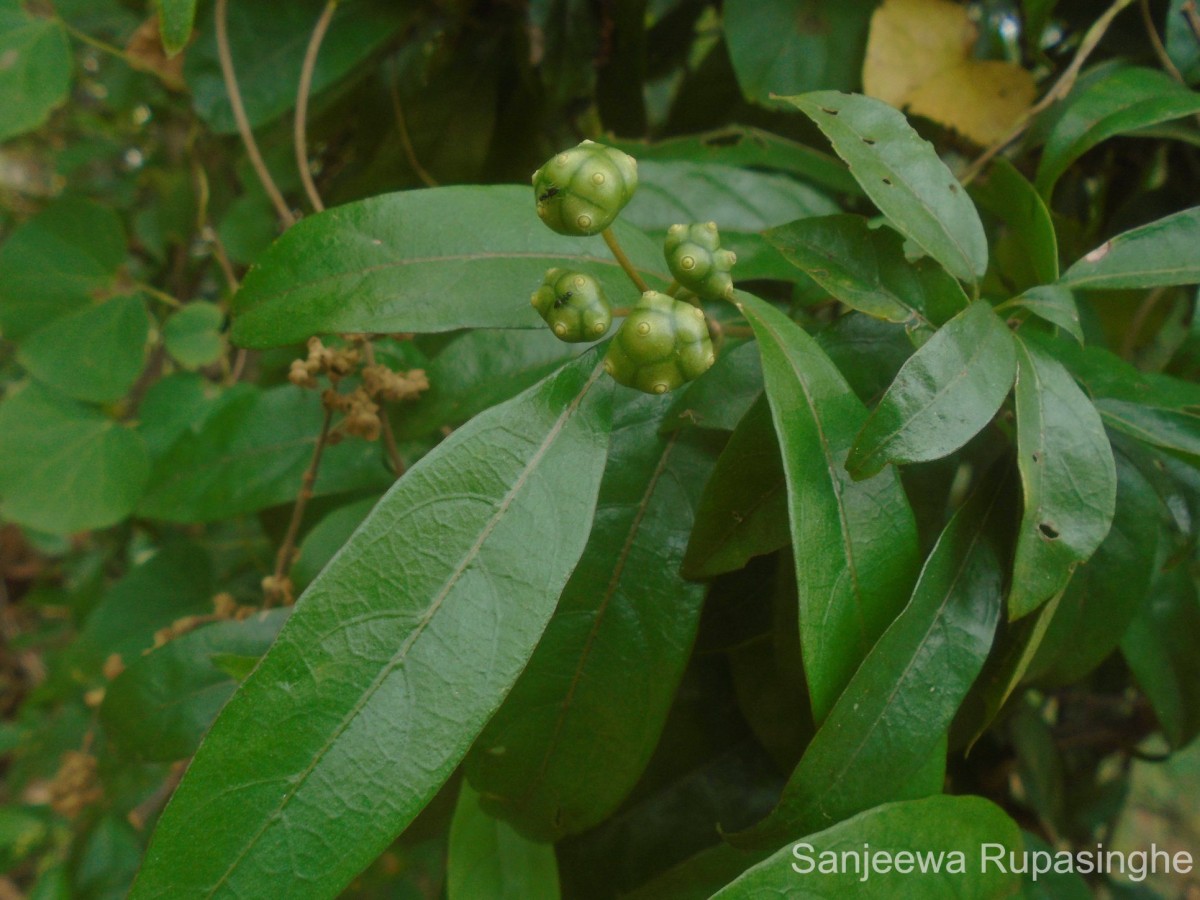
[62,22,130,62]
[602,228,649,293]
[666,280,681,297]
[136,283,182,308]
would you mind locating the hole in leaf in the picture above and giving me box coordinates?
[882,177,893,185]
[949,183,959,193]
[1031,452,1041,463]
[820,107,839,115]
[862,137,876,145]
[1038,522,1060,540]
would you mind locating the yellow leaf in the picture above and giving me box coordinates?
[863,0,1036,146]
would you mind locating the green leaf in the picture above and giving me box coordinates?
[17,295,148,403]
[0,384,148,534]
[713,796,1021,898]
[1167,0,1200,84]
[1003,286,1082,343]
[781,92,988,284]
[969,158,1058,288]
[1027,443,1162,686]
[662,339,762,434]
[1009,336,1117,619]
[162,301,226,369]
[0,0,71,142]
[766,215,971,330]
[609,127,862,197]
[1096,398,1200,467]
[1034,68,1200,196]
[816,313,918,404]
[447,782,561,900]
[292,495,379,590]
[1121,551,1200,749]
[79,542,216,662]
[135,372,228,458]
[155,0,196,55]
[1059,206,1200,290]
[1019,832,1092,900]
[130,352,613,898]
[682,395,788,580]
[397,329,582,441]
[183,0,411,132]
[846,301,1017,479]
[137,384,393,522]
[735,292,919,722]
[467,394,715,839]
[0,197,127,341]
[724,0,875,104]
[100,611,289,761]
[231,186,668,348]
[728,470,1006,851]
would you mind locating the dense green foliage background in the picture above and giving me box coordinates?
[2,0,1200,897]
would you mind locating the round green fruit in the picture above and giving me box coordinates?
[664,221,737,300]
[530,268,613,343]
[532,141,638,237]
[603,290,715,394]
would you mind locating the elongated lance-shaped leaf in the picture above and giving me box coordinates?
[1009,337,1117,620]
[1059,206,1200,290]
[969,157,1058,289]
[780,91,988,284]
[726,469,1007,851]
[130,352,613,899]
[735,292,919,723]
[466,393,716,840]
[156,0,196,55]
[1003,286,1082,344]
[230,186,667,348]
[766,214,969,331]
[846,301,1017,479]
[447,781,560,900]
[682,394,788,580]
[712,796,1021,899]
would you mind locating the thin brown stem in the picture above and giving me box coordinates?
[665,279,681,296]
[269,406,334,604]
[296,0,338,213]
[216,0,295,228]
[387,59,438,188]
[363,340,405,477]
[1184,0,1200,42]
[961,0,1136,186]
[602,228,650,293]
[1141,0,1185,82]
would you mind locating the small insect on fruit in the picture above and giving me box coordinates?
[531,269,613,343]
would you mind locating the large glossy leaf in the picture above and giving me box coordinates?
[713,796,1021,899]
[397,329,583,441]
[682,395,788,580]
[846,301,1017,479]
[0,384,149,534]
[969,158,1058,289]
[724,0,876,103]
[17,295,149,403]
[1166,0,1200,84]
[1009,336,1116,619]
[609,127,862,197]
[130,352,613,898]
[137,384,394,522]
[1095,399,1200,467]
[1058,206,1200,290]
[1028,443,1161,686]
[766,215,969,330]
[728,470,1006,851]
[100,611,289,761]
[447,781,560,900]
[0,197,127,341]
[736,292,919,723]
[467,394,716,840]
[230,186,667,348]
[183,0,410,132]
[662,339,762,434]
[1034,68,1200,195]
[781,91,988,284]
[1121,551,1200,749]
[155,0,196,55]
[0,0,71,142]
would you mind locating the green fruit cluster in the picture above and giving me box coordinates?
[531,141,638,237]
[664,222,737,300]
[603,291,714,394]
[530,269,613,343]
